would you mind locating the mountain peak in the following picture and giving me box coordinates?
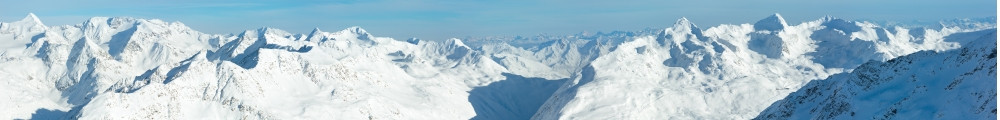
[310,27,322,34]
[258,27,274,34]
[332,26,373,40]
[25,13,41,22]
[754,13,788,31]
[306,27,323,40]
[263,27,289,33]
[406,37,421,44]
[672,17,699,30]
[819,15,840,22]
[443,38,472,60]
[662,17,704,38]
[768,13,783,18]
[18,13,45,27]
[675,17,692,26]
[3,13,48,32]
[817,16,863,33]
[343,26,369,35]
[446,38,468,48]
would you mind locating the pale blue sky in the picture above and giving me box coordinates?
[1,0,995,40]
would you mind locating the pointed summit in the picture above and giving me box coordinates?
[446,38,469,48]
[443,38,471,60]
[754,13,787,31]
[658,17,708,46]
[15,13,45,27]
[25,13,42,23]
[6,13,47,32]
[664,17,704,37]
[670,17,702,32]
[304,27,324,41]
[310,27,322,35]
[673,17,697,29]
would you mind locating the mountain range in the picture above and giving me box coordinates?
[0,13,995,119]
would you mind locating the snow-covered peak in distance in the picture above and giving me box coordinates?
[339,26,373,40]
[0,13,47,44]
[343,26,369,35]
[747,14,788,59]
[405,37,422,44]
[446,38,470,48]
[0,13,994,119]
[657,17,709,49]
[2,13,46,29]
[306,27,322,39]
[302,26,374,43]
[24,13,43,24]
[673,17,697,29]
[665,17,703,37]
[754,13,788,31]
[866,16,997,31]
[441,38,474,61]
[18,13,46,29]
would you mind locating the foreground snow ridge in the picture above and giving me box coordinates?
[0,13,995,119]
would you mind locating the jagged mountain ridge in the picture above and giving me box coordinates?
[0,13,995,119]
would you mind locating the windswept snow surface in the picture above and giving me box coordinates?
[0,13,994,119]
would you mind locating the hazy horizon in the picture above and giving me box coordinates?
[2,0,995,40]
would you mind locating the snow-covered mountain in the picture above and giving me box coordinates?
[755,30,996,120]
[0,13,994,119]
[1,13,513,119]
[531,14,996,119]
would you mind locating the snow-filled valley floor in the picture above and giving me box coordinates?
[0,13,996,119]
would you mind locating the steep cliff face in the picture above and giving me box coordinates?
[755,31,996,120]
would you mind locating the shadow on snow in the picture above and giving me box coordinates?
[468,73,568,120]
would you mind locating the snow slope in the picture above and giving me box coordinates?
[755,30,996,120]
[0,13,994,119]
